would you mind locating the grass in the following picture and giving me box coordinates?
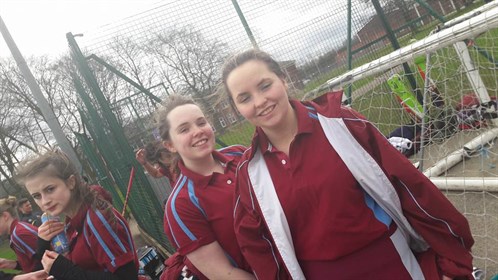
[0,240,20,275]
[216,120,255,147]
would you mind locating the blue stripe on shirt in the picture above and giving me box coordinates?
[86,212,117,267]
[168,175,198,246]
[363,192,392,227]
[188,179,207,218]
[95,209,127,253]
[12,226,36,255]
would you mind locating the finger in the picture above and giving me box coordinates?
[44,250,59,259]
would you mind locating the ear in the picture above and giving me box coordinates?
[67,175,76,190]
[1,211,9,220]
[282,78,289,90]
[163,140,177,153]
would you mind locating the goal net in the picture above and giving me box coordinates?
[305,4,498,277]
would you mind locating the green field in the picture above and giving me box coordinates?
[0,241,20,275]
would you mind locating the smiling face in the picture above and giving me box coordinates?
[164,104,215,166]
[226,59,292,131]
[24,171,75,217]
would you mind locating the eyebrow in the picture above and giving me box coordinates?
[174,117,205,130]
[258,78,271,87]
[235,77,272,97]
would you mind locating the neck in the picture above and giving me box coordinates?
[6,216,15,232]
[183,154,223,176]
[64,200,83,219]
[262,105,298,156]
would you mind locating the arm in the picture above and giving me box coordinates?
[0,258,18,270]
[233,166,290,279]
[136,149,163,178]
[45,251,137,280]
[342,107,473,278]
[11,270,49,280]
[142,161,163,178]
[186,241,254,280]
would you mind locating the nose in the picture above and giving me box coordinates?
[253,93,267,108]
[192,124,203,136]
[41,195,51,209]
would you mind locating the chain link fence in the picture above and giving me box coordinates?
[67,0,480,253]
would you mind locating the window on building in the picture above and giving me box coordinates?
[227,113,237,123]
[219,117,227,128]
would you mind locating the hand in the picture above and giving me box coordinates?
[0,257,17,269]
[12,270,49,280]
[442,275,452,280]
[135,149,146,165]
[41,250,59,274]
[38,220,65,241]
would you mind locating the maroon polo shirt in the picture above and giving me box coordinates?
[65,204,138,273]
[10,219,38,272]
[163,145,251,278]
[254,100,390,260]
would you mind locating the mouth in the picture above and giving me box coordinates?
[258,105,276,117]
[192,138,208,147]
[46,205,57,213]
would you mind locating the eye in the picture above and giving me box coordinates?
[237,95,250,104]
[179,127,188,134]
[32,194,41,200]
[197,119,207,127]
[46,186,56,194]
[260,82,272,91]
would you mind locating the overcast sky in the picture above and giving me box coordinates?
[1,0,373,63]
[0,0,163,58]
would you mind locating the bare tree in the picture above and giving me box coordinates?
[142,25,230,130]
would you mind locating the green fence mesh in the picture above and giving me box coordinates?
[65,0,477,253]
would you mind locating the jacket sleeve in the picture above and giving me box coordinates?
[233,161,291,280]
[342,107,474,278]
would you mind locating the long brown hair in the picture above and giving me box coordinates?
[16,148,109,212]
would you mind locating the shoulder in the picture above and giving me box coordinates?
[12,221,38,237]
[83,207,128,234]
[165,175,195,212]
[217,144,247,157]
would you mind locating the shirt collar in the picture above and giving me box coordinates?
[255,99,316,154]
[9,219,19,236]
[177,150,234,189]
[66,204,89,232]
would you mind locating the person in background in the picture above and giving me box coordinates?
[156,94,254,280]
[16,148,139,280]
[222,49,474,279]
[17,198,42,227]
[0,196,40,273]
[136,141,176,186]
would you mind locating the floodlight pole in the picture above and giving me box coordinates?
[231,0,259,50]
[0,15,82,172]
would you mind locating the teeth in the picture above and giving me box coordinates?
[193,139,207,147]
[259,105,274,116]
